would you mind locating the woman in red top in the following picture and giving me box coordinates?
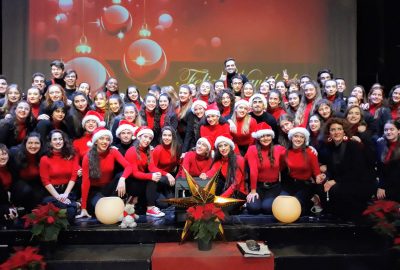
[229,99,258,156]
[281,127,325,214]
[178,137,212,178]
[92,91,107,119]
[216,89,235,120]
[267,89,287,121]
[200,135,246,200]
[77,127,132,219]
[195,81,216,105]
[40,130,80,221]
[139,94,161,146]
[9,132,46,211]
[125,126,166,218]
[245,123,286,214]
[199,103,230,150]
[124,85,143,110]
[0,144,18,225]
[388,85,400,120]
[26,87,42,120]
[294,81,322,127]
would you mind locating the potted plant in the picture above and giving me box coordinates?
[187,203,225,251]
[22,203,69,257]
[0,246,45,270]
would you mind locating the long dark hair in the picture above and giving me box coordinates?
[160,126,180,158]
[255,139,275,167]
[88,144,101,179]
[133,137,151,164]
[139,93,161,137]
[45,129,75,159]
[2,100,36,140]
[212,145,237,191]
[381,120,400,162]
[13,132,43,169]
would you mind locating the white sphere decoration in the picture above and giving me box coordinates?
[95,197,125,225]
[272,195,302,223]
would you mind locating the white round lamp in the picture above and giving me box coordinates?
[95,197,125,225]
[272,195,302,223]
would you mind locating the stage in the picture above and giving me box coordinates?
[0,208,395,270]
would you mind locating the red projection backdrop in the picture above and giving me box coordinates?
[29,0,328,92]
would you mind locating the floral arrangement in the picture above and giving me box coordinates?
[0,246,45,270]
[187,203,225,243]
[22,203,69,242]
[363,200,400,249]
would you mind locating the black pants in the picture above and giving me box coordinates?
[11,179,47,211]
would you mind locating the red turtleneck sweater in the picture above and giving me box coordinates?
[221,106,231,118]
[281,147,320,180]
[133,100,142,111]
[81,148,132,209]
[31,103,40,119]
[268,107,287,121]
[160,109,166,128]
[73,133,92,161]
[245,144,286,190]
[231,116,258,146]
[178,150,212,177]
[95,107,106,119]
[200,123,230,149]
[368,103,382,117]
[125,146,154,180]
[39,152,79,186]
[19,153,40,181]
[145,110,155,129]
[0,166,12,190]
[385,141,397,163]
[299,101,314,128]
[391,103,400,119]
[205,155,246,197]
[151,144,180,176]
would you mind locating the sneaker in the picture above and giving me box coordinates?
[146,206,165,217]
[311,205,323,214]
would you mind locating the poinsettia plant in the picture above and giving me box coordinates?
[0,246,45,270]
[22,203,69,242]
[363,200,400,249]
[187,203,225,243]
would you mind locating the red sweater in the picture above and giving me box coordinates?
[95,107,106,119]
[19,153,40,181]
[200,123,230,149]
[268,107,287,121]
[245,145,286,190]
[31,103,40,119]
[151,144,179,176]
[391,103,400,119]
[145,110,155,129]
[222,106,231,118]
[81,148,132,209]
[39,152,79,186]
[0,166,12,190]
[205,155,246,197]
[281,147,320,180]
[73,133,92,161]
[299,101,314,128]
[160,110,166,128]
[231,116,258,146]
[178,151,212,177]
[125,146,154,180]
[133,100,142,111]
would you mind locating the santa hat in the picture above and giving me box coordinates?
[197,137,212,151]
[288,127,310,146]
[82,111,105,128]
[134,126,154,138]
[234,99,250,110]
[87,127,113,148]
[116,120,138,138]
[191,99,208,113]
[205,103,220,117]
[252,122,275,139]
[215,134,235,150]
[249,94,267,108]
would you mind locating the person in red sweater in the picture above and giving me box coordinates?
[40,130,80,221]
[194,81,216,105]
[245,123,286,214]
[229,99,258,156]
[178,137,212,178]
[200,135,246,200]
[139,94,161,146]
[281,127,325,214]
[294,81,322,128]
[200,103,230,150]
[26,87,42,120]
[125,126,166,218]
[0,144,18,225]
[9,132,46,211]
[267,89,287,121]
[216,89,235,120]
[77,127,132,219]
[92,91,107,119]
[73,111,105,161]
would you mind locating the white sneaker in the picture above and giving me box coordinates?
[146,206,165,217]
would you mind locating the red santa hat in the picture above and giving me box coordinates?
[197,137,212,151]
[205,103,220,117]
[234,99,250,110]
[116,120,138,138]
[191,99,208,113]
[87,127,113,148]
[252,122,275,139]
[134,126,154,138]
[249,94,268,108]
[288,127,310,146]
[214,134,235,150]
[82,111,105,128]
